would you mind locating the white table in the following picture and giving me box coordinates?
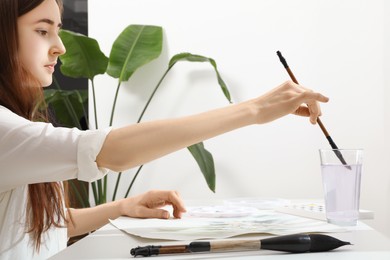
[50,200,390,260]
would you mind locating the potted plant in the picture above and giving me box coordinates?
[44,24,232,207]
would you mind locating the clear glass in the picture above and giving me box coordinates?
[319,149,363,226]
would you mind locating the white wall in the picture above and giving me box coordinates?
[88,0,389,237]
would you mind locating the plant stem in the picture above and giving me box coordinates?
[89,79,104,205]
[112,172,122,201]
[69,181,87,208]
[137,66,173,123]
[110,82,122,126]
[53,77,82,129]
[123,65,174,197]
[125,165,143,197]
[91,182,98,205]
[104,82,122,202]
[74,90,90,130]
[109,80,124,200]
[103,175,107,203]
[97,179,103,204]
[91,80,99,129]
[79,181,91,208]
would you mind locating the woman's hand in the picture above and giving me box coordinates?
[252,81,329,125]
[67,190,186,237]
[119,190,187,219]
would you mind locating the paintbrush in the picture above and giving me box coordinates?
[276,51,350,168]
[130,233,351,257]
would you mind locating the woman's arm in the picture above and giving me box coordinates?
[67,190,186,237]
[96,81,329,172]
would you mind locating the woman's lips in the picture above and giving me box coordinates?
[45,64,56,73]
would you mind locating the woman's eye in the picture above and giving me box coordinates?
[36,30,48,36]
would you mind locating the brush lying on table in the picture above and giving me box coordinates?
[130,233,351,257]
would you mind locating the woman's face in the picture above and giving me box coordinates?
[17,0,66,87]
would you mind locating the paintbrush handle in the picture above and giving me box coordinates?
[279,54,331,137]
[193,240,261,253]
[285,67,332,138]
[276,51,350,168]
[317,118,330,138]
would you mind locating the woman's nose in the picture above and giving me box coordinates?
[51,35,66,56]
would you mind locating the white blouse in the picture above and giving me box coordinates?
[0,105,111,259]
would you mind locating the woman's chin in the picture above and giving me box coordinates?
[41,78,53,87]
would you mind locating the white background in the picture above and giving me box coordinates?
[88,0,390,237]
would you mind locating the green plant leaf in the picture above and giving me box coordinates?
[187,142,216,192]
[169,53,232,103]
[44,89,88,128]
[59,30,108,80]
[107,25,163,82]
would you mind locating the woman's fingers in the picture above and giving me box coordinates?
[129,190,187,219]
[255,81,329,124]
[294,90,329,124]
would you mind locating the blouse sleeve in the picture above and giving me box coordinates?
[0,106,112,192]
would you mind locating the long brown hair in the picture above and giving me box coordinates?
[0,0,67,251]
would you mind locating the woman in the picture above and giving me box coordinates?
[0,0,329,259]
